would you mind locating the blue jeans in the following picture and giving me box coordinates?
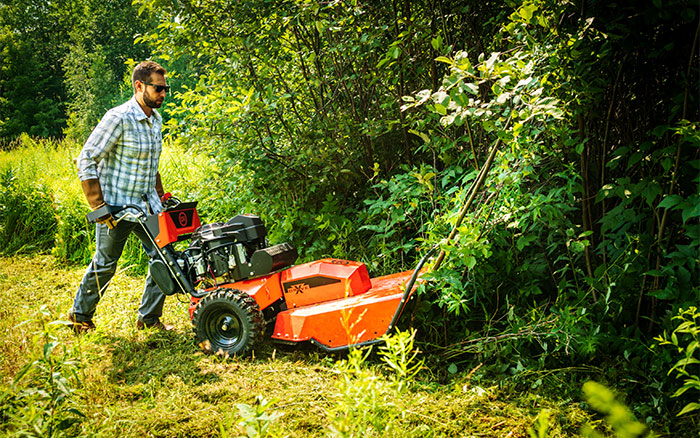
[72,220,166,325]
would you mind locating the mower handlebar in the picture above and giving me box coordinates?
[86,204,145,224]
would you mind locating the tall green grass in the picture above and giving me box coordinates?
[0,135,91,261]
[0,135,237,272]
[0,169,57,255]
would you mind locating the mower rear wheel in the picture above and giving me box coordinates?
[192,288,265,356]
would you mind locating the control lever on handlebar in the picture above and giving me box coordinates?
[142,194,153,215]
[85,204,145,229]
[86,204,119,229]
[162,194,182,210]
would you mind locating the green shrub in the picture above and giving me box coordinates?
[655,307,700,417]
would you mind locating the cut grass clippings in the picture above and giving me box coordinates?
[0,254,610,437]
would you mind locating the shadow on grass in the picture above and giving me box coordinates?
[96,330,223,386]
[94,330,337,383]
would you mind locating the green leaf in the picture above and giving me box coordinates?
[642,182,662,206]
[464,82,479,95]
[657,194,683,209]
[519,4,538,21]
[662,158,673,172]
[677,402,699,416]
[648,288,677,300]
[652,123,670,137]
[681,199,700,223]
[465,255,476,269]
[516,234,536,251]
[673,357,700,367]
[570,240,586,253]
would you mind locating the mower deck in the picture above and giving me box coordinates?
[271,270,414,350]
[189,259,418,352]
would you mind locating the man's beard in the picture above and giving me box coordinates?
[143,93,163,109]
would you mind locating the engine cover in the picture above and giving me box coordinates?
[185,214,297,285]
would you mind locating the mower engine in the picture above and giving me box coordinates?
[181,214,298,287]
[134,202,297,297]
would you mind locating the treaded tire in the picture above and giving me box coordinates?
[192,288,265,357]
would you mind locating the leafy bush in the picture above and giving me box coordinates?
[655,307,700,417]
[394,1,586,356]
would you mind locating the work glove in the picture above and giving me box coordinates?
[81,178,117,229]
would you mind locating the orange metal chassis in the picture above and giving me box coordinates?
[189,259,418,351]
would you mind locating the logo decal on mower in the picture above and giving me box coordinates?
[283,276,342,295]
[287,283,310,295]
[168,208,195,229]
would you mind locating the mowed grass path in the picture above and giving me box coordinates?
[0,255,598,437]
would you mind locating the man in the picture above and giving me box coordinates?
[69,60,172,333]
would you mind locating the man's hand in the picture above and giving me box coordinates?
[97,213,117,230]
[81,178,117,229]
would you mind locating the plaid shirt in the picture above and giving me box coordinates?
[77,97,163,218]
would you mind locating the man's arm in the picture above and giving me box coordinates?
[77,111,123,228]
[76,111,123,207]
[81,179,106,209]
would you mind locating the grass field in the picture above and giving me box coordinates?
[0,254,621,437]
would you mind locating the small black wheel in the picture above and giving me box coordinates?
[192,288,265,356]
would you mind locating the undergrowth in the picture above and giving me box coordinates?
[1,255,673,437]
[0,306,84,437]
[1,137,698,435]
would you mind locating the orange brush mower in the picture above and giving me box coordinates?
[87,198,431,356]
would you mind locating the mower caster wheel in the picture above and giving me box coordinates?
[192,288,264,357]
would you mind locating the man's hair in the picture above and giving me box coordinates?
[132,61,166,88]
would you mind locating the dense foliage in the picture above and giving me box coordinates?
[0,0,698,431]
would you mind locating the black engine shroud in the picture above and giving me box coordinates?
[182,214,298,287]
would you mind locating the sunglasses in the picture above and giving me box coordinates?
[141,80,170,93]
